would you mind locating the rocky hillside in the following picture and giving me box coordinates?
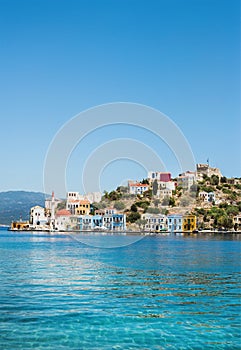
[94,176,241,230]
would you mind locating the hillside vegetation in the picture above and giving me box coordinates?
[93,176,241,231]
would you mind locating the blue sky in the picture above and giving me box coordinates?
[0,0,240,196]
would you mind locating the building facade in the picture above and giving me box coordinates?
[55,209,71,231]
[199,191,216,203]
[167,214,183,232]
[29,206,47,226]
[142,213,168,232]
[128,182,149,195]
[79,213,126,231]
[182,214,197,232]
[148,171,171,182]
[177,171,196,190]
[196,164,222,180]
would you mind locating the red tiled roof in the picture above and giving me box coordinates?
[56,209,71,216]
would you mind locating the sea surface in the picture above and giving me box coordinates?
[0,229,240,349]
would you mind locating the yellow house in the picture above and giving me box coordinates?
[75,200,90,215]
[182,214,197,232]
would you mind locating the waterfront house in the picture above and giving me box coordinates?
[79,213,126,231]
[79,215,91,230]
[233,215,241,230]
[167,214,183,232]
[182,214,197,232]
[55,209,71,231]
[142,213,168,232]
[29,206,47,226]
[112,214,126,231]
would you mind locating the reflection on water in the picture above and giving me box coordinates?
[0,230,240,349]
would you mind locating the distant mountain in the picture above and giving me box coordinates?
[0,191,48,225]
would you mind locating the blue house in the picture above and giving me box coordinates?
[79,213,126,231]
[167,214,182,232]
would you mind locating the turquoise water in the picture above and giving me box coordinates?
[0,230,240,349]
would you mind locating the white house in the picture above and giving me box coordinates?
[142,213,168,231]
[199,191,215,203]
[128,181,149,195]
[233,215,241,230]
[55,209,71,231]
[30,206,47,226]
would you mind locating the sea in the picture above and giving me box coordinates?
[0,228,240,349]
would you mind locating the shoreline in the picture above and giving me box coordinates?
[4,227,241,235]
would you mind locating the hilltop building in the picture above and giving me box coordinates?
[196,164,222,180]
[148,171,171,182]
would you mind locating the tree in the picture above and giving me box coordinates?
[220,176,227,183]
[210,175,219,186]
[169,197,175,207]
[136,218,147,231]
[152,179,158,196]
[57,200,66,210]
[130,204,138,212]
[217,215,233,230]
[127,212,141,223]
[226,205,239,216]
[108,190,121,201]
[141,178,149,185]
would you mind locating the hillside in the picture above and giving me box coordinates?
[94,176,241,231]
[0,191,47,225]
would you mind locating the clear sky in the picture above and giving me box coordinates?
[0,0,240,196]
